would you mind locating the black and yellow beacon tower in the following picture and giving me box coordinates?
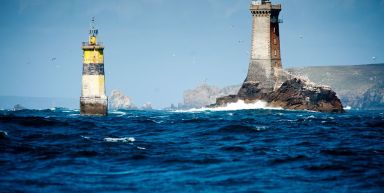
[80,18,107,116]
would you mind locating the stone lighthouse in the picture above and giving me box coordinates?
[80,18,108,116]
[242,0,283,94]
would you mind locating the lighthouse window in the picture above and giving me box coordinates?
[274,38,277,44]
[274,50,277,56]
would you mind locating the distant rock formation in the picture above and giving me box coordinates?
[183,84,241,108]
[288,64,384,110]
[359,82,384,110]
[109,90,136,110]
[13,104,26,111]
[141,102,152,110]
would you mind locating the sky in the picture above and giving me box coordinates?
[0,0,383,108]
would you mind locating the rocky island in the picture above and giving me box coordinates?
[211,77,344,113]
[209,0,344,113]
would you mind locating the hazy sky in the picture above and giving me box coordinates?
[1,0,383,108]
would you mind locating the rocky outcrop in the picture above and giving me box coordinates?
[183,84,241,108]
[288,64,384,110]
[141,102,153,110]
[267,78,344,112]
[109,90,136,110]
[359,82,384,110]
[13,104,26,111]
[211,78,344,113]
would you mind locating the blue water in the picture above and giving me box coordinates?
[0,108,383,193]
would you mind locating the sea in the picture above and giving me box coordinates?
[0,104,383,192]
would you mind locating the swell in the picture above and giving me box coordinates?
[0,115,69,127]
[0,109,383,193]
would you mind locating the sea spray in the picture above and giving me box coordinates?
[177,100,282,112]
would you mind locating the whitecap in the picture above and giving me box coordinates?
[81,136,91,140]
[109,111,127,116]
[153,120,164,124]
[0,130,8,138]
[137,146,146,150]
[176,100,282,112]
[307,115,316,119]
[104,137,135,143]
[344,106,352,110]
[255,126,268,131]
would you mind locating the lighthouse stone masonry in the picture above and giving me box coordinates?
[80,19,108,116]
[242,0,283,94]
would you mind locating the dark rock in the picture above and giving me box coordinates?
[237,82,264,99]
[267,78,344,113]
[288,64,384,110]
[209,95,239,107]
[211,78,344,113]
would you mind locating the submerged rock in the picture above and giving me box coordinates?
[211,78,344,113]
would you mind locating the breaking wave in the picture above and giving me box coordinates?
[178,100,282,112]
[104,137,135,143]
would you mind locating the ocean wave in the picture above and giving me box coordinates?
[109,110,127,116]
[0,130,8,139]
[218,124,268,133]
[104,137,135,143]
[0,116,69,127]
[177,100,282,112]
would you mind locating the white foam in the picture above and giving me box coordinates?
[0,131,8,137]
[177,100,282,112]
[81,136,91,140]
[110,111,127,116]
[104,137,135,143]
[344,106,352,110]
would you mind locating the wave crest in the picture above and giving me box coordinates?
[177,100,282,112]
[104,137,135,143]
